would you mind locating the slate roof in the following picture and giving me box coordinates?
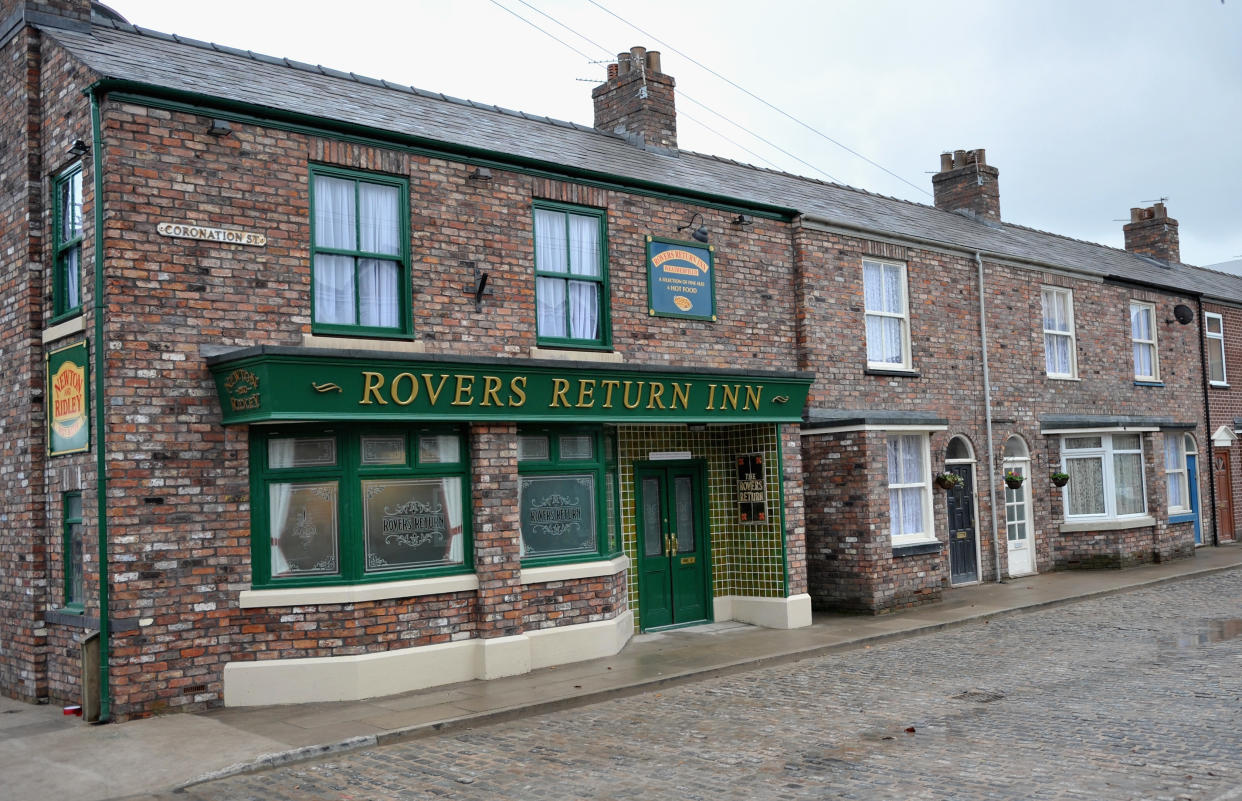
[43,16,1242,304]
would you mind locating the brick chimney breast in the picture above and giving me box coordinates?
[1123,202,1180,264]
[932,148,1001,222]
[592,46,677,151]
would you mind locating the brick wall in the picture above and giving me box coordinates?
[1203,300,1242,543]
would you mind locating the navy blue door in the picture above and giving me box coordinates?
[1187,453,1201,545]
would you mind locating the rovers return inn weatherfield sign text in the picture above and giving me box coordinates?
[209,350,811,426]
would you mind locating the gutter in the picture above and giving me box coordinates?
[1196,297,1220,546]
[88,86,111,723]
[976,252,1003,583]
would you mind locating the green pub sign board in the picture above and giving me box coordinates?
[47,340,90,455]
[646,236,716,321]
[209,350,811,426]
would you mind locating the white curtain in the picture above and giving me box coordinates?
[887,435,925,537]
[267,441,295,577]
[864,263,903,364]
[535,210,568,337]
[64,247,80,309]
[441,477,464,564]
[314,176,356,324]
[358,260,399,327]
[1067,457,1105,516]
[1113,452,1144,515]
[1045,334,1070,374]
[1133,342,1153,378]
[568,214,600,338]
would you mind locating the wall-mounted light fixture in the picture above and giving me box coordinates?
[207,119,232,137]
[677,212,709,243]
[469,166,493,181]
[67,139,90,158]
[731,214,753,227]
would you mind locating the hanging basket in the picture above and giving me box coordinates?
[1004,474,1025,490]
[1051,473,1070,488]
[934,473,963,491]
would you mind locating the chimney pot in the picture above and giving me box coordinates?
[646,50,662,74]
[607,63,618,80]
[593,45,678,150]
[933,147,1001,222]
[617,52,631,75]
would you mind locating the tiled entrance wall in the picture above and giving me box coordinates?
[616,424,785,630]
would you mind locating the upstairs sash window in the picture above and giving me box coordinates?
[534,203,609,348]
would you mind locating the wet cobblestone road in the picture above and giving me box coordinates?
[135,571,1242,800]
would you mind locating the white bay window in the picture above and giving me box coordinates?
[1061,434,1146,521]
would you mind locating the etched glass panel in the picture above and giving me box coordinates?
[269,481,339,577]
[418,434,460,464]
[642,477,663,558]
[674,475,696,553]
[360,435,405,466]
[519,474,596,557]
[559,435,594,460]
[268,437,336,468]
[518,435,549,461]
[362,478,463,572]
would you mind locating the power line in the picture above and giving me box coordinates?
[677,109,786,172]
[486,0,595,60]
[584,0,932,197]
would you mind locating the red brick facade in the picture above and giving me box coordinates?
[0,3,1234,718]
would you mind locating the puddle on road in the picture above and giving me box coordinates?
[1162,619,1242,652]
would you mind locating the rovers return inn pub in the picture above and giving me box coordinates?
[5,0,1241,721]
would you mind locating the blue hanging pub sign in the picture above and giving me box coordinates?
[645,236,716,321]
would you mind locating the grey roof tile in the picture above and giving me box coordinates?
[46,18,1242,304]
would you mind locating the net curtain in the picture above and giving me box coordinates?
[314,176,401,327]
[536,209,599,339]
[864,262,904,364]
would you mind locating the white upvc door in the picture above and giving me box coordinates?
[1004,460,1036,576]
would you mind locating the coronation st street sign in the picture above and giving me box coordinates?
[157,222,267,247]
[210,353,811,425]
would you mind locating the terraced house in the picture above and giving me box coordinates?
[1,0,1238,720]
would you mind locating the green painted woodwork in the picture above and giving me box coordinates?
[517,426,617,567]
[51,164,83,322]
[635,461,710,630]
[209,350,811,425]
[249,424,472,588]
[62,492,84,611]
[308,164,413,339]
[645,236,716,321]
[533,201,611,349]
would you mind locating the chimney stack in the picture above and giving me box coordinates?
[1123,203,1180,264]
[932,148,1000,222]
[592,46,677,151]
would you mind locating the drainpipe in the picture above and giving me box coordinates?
[976,252,1003,582]
[88,85,111,723]
[1196,296,1220,546]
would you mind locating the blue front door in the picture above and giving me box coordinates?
[1188,453,1201,545]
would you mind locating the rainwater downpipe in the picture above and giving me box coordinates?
[1196,296,1220,546]
[89,85,111,723]
[976,252,1003,582]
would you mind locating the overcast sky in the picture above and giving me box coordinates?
[103,0,1242,268]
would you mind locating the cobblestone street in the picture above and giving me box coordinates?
[133,571,1242,801]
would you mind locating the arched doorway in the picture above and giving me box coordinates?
[1003,435,1037,576]
[944,436,979,585]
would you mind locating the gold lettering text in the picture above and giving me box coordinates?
[550,378,572,408]
[622,381,644,410]
[451,375,475,406]
[646,382,666,409]
[721,384,740,410]
[360,372,387,405]
[600,380,620,409]
[670,382,691,410]
[744,385,762,411]
[576,379,596,408]
[391,372,418,406]
[422,374,450,405]
[508,376,527,407]
[706,384,718,410]
[481,375,503,407]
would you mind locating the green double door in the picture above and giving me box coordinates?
[636,462,710,630]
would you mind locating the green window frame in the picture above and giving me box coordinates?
[250,424,471,588]
[63,492,84,610]
[52,165,84,321]
[309,165,412,338]
[533,201,610,349]
[517,425,619,566]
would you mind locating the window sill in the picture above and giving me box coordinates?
[1210,382,1231,390]
[1167,513,1196,525]
[865,367,919,378]
[42,315,85,344]
[1059,515,1155,533]
[530,346,623,364]
[301,333,426,354]
[1046,375,1081,382]
[892,540,941,557]
[1133,380,1164,388]
[239,573,479,609]
[520,554,629,585]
